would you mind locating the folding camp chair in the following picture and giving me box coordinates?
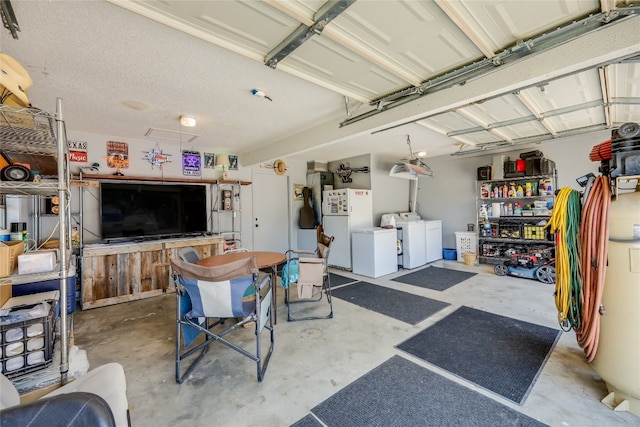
[282,230,334,321]
[171,256,274,383]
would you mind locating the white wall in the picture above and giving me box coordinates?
[416,130,608,249]
[36,127,608,251]
[327,154,371,189]
[325,153,411,226]
[371,153,412,224]
[33,128,408,251]
[280,158,307,251]
[32,129,309,250]
[284,153,411,249]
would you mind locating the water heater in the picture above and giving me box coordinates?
[591,190,640,416]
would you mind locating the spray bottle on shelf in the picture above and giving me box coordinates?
[479,204,488,220]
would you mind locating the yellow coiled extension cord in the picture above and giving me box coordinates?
[545,188,582,331]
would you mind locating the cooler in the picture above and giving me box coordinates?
[11,269,77,315]
[351,228,397,278]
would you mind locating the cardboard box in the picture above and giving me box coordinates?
[0,285,11,307]
[17,250,57,275]
[0,241,24,278]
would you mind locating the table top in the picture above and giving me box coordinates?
[198,251,286,269]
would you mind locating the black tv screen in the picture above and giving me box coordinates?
[100,183,207,241]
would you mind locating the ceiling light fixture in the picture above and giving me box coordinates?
[180,115,196,128]
[251,88,272,101]
[389,135,433,180]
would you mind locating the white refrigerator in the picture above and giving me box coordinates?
[322,189,373,269]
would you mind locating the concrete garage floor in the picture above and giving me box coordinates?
[73,260,638,427]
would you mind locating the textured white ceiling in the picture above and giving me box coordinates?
[1,0,639,165]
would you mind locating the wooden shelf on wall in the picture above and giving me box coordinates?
[217,180,252,185]
[78,174,251,185]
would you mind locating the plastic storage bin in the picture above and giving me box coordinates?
[442,248,457,260]
[11,273,76,315]
[1,299,55,378]
[522,225,546,240]
[455,232,477,263]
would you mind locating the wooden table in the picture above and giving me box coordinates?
[198,251,286,323]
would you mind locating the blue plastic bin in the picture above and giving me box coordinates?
[442,248,457,260]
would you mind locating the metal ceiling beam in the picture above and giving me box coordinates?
[374,90,612,138]
[515,92,559,136]
[454,109,514,142]
[369,48,639,138]
[0,0,19,39]
[612,97,640,104]
[340,7,640,128]
[445,99,605,143]
[446,124,485,137]
[451,123,609,157]
[446,113,537,137]
[540,99,604,118]
[268,0,422,86]
[242,15,640,165]
[264,0,356,69]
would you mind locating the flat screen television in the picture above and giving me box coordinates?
[100,183,207,241]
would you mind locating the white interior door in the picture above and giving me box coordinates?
[252,171,289,252]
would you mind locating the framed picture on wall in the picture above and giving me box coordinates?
[204,153,216,168]
[293,184,304,201]
[106,141,129,169]
[182,150,201,176]
[228,155,238,170]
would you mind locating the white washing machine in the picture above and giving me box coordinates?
[393,212,428,269]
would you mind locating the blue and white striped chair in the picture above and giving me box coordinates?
[170,256,274,383]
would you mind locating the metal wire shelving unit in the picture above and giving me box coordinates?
[0,100,73,384]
